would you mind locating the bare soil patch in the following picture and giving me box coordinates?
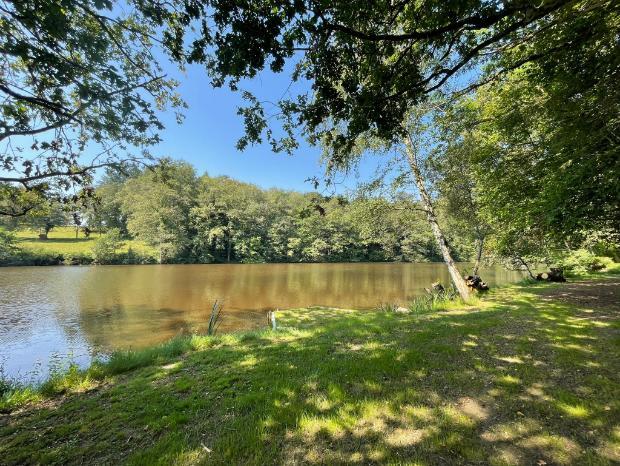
[536,277,620,312]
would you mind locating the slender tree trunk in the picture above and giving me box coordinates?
[472,235,485,276]
[226,230,231,263]
[517,256,535,280]
[404,136,471,301]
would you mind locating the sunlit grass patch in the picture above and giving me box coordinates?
[9,227,158,263]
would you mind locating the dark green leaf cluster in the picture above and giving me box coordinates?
[157,0,578,162]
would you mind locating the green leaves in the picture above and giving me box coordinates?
[1,0,185,210]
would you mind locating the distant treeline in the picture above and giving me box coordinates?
[2,161,478,265]
[94,162,481,264]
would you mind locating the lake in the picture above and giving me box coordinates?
[0,263,524,380]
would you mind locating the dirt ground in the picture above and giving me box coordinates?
[537,277,620,312]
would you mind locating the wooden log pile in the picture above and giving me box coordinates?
[464,275,489,292]
[536,267,566,282]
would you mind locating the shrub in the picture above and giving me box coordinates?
[559,249,614,276]
[0,228,17,262]
[91,228,124,264]
[1,249,64,266]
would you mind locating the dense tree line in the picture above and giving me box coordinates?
[81,162,473,264]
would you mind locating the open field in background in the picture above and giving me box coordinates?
[13,227,157,259]
[1,270,618,465]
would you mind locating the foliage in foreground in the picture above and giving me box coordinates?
[1,274,618,465]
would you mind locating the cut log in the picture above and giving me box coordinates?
[464,275,490,292]
[536,268,566,282]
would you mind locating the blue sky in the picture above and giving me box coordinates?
[153,60,376,193]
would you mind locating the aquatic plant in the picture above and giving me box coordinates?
[207,300,223,336]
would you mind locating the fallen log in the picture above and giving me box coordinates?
[536,268,566,282]
[464,275,490,292]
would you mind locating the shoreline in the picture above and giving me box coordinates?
[3,269,617,398]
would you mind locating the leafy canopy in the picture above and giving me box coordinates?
[0,0,184,214]
[154,0,596,162]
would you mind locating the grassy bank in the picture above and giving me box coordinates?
[3,227,157,265]
[1,272,619,464]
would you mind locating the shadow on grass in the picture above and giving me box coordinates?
[17,237,95,245]
[1,283,619,465]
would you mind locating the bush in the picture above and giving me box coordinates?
[0,228,17,262]
[91,228,124,264]
[1,249,64,266]
[559,249,614,276]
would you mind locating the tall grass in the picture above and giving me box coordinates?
[408,284,460,313]
[207,300,223,335]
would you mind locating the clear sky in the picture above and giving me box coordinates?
[152,59,379,194]
[152,62,319,192]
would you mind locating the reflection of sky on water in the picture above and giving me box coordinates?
[0,268,102,382]
[0,263,525,380]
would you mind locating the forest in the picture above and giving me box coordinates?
[1,162,477,265]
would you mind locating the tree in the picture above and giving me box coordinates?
[21,201,68,238]
[428,110,493,276]
[461,65,619,243]
[0,227,16,261]
[91,228,124,264]
[0,0,184,215]
[403,129,470,300]
[426,0,620,259]
[84,166,141,234]
[120,161,197,262]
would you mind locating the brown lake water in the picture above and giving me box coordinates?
[0,263,524,380]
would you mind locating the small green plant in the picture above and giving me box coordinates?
[91,228,124,264]
[0,363,13,397]
[207,300,223,335]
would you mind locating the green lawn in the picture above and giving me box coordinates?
[14,227,157,258]
[1,275,619,465]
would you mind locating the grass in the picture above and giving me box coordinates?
[10,227,157,262]
[1,272,619,465]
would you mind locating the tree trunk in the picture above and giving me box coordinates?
[404,136,471,301]
[226,230,232,263]
[472,235,485,276]
[517,256,535,280]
